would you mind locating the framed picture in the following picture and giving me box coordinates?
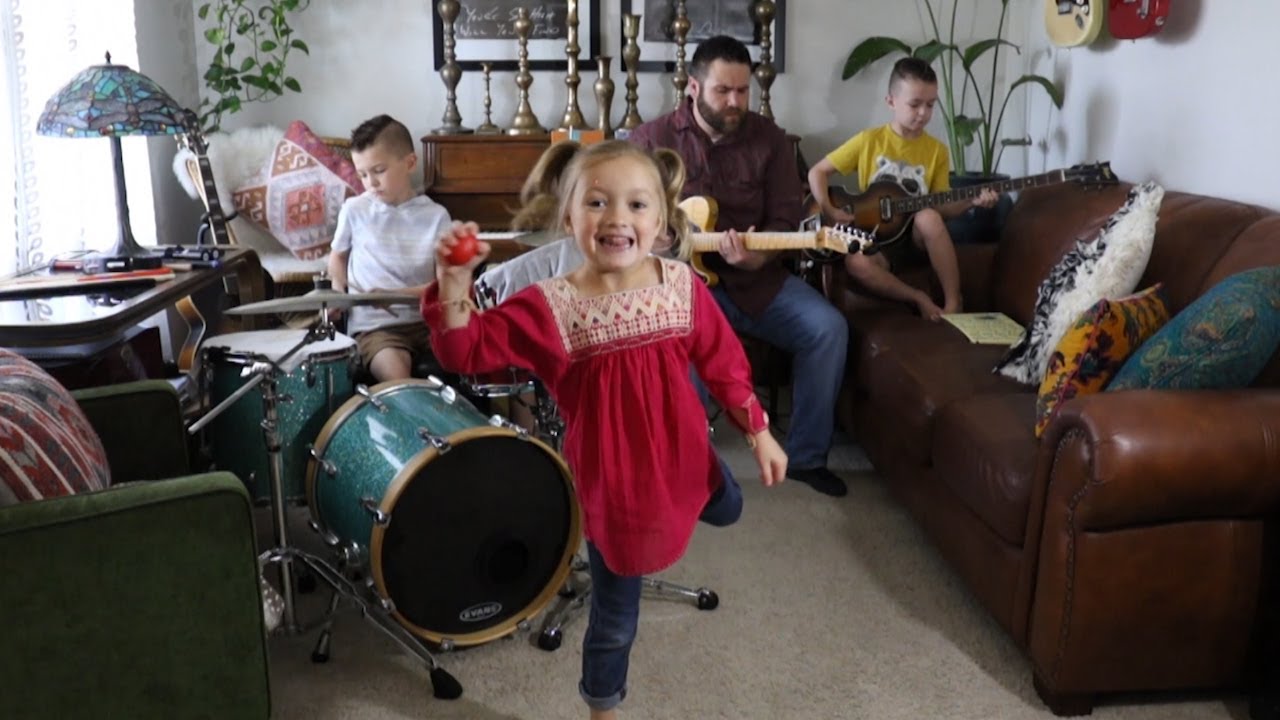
[620,0,786,73]
[431,0,601,72]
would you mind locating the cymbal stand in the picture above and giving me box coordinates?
[189,308,463,699]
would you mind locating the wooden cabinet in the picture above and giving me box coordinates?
[420,134,551,231]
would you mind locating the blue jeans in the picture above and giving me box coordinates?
[711,274,848,470]
[578,459,742,711]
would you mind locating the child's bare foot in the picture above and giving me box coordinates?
[914,293,945,321]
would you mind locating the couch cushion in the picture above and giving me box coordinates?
[995,182,1163,385]
[1035,284,1170,437]
[232,120,362,261]
[1110,266,1280,391]
[931,393,1039,545]
[0,350,109,505]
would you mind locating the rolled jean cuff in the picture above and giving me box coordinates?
[579,681,626,711]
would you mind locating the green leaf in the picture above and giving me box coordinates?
[841,37,911,80]
[224,42,236,57]
[913,39,955,65]
[242,75,270,90]
[260,40,277,52]
[284,77,301,93]
[240,56,256,72]
[204,27,224,44]
[290,39,309,54]
[960,39,1017,71]
[952,115,984,148]
[197,3,210,20]
[265,80,283,94]
[1009,74,1063,108]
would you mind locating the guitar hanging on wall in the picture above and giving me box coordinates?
[1108,0,1171,40]
[804,162,1118,248]
[172,111,234,372]
[1045,0,1106,47]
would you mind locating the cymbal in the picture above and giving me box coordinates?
[224,288,419,315]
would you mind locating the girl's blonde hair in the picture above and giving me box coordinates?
[512,139,691,260]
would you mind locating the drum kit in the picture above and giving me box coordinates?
[185,276,717,700]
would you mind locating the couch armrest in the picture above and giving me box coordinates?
[1041,388,1280,528]
[73,379,190,482]
[0,473,270,718]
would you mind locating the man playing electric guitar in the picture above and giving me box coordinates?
[807,57,998,321]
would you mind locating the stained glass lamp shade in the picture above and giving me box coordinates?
[36,52,189,259]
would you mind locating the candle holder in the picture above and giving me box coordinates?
[752,0,778,120]
[671,1,690,102]
[593,56,615,137]
[476,62,502,134]
[508,7,547,136]
[558,0,588,131]
[432,0,472,135]
[621,13,643,130]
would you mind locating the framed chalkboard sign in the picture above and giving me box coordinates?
[621,0,786,73]
[432,0,602,71]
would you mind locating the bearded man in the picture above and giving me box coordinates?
[628,35,850,498]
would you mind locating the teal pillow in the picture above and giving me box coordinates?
[1108,266,1280,390]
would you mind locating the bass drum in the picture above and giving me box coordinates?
[306,378,579,647]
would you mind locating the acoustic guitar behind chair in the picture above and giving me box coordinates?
[804,162,1117,249]
[678,196,872,287]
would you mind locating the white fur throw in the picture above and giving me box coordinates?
[994,181,1165,385]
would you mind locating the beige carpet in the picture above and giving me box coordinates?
[260,421,1248,719]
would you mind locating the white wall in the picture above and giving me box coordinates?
[1022,0,1280,210]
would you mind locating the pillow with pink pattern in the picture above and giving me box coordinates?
[232,120,364,260]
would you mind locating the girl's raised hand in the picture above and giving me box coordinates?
[435,221,490,281]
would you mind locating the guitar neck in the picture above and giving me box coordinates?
[690,231,819,253]
[196,155,231,245]
[893,170,1068,214]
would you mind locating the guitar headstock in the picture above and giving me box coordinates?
[176,108,208,155]
[1065,161,1118,190]
[817,225,876,254]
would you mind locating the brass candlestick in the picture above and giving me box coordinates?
[432,0,472,135]
[558,0,588,130]
[671,1,691,102]
[476,62,501,134]
[594,56,615,137]
[621,13,643,129]
[752,0,778,120]
[508,7,546,136]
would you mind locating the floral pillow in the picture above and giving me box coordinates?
[1035,284,1169,437]
[232,120,363,260]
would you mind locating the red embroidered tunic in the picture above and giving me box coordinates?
[421,259,767,576]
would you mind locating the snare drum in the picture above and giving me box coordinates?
[306,379,579,648]
[460,367,537,398]
[201,329,357,504]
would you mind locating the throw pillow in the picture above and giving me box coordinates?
[1108,265,1280,391]
[995,181,1165,384]
[1034,284,1170,436]
[0,349,109,506]
[232,120,363,261]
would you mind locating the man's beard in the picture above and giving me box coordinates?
[696,92,744,135]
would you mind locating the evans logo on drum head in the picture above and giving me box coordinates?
[460,602,503,623]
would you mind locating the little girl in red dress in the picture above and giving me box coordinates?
[421,140,786,720]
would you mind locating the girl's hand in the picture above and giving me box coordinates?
[435,221,490,283]
[750,429,787,487]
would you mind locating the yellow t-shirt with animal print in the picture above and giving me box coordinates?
[825,124,951,196]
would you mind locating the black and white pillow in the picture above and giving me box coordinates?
[995,182,1165,385]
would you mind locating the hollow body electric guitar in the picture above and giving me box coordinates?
[678,196,873,287]
[1108,0,1171,39]
[1045,0,1106,47]
[807,162,1117,248]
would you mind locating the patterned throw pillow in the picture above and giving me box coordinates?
[1108,266,1280,391]
[0,349,109,506]
[1034,284,1169,436]
[995,182,1164,384]
[232,120,363,261]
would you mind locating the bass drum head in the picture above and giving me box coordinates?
[372,427,578,646]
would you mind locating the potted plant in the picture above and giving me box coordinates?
[841,0,1063,179]
[196,0,312,133]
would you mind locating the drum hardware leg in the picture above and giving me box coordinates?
[641,577,720,610]
[416,429,452,452]
[359,498,392,526]
[310,589,342,663]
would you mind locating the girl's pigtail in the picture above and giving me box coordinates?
[652,147,690,261]
[510,141,582,232]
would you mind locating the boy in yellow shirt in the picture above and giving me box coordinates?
[807,57,997,320]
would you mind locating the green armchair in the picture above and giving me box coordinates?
[0,380,271,719]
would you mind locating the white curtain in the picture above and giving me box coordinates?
[0,1,156,277]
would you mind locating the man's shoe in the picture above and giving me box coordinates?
[788,467,848,497]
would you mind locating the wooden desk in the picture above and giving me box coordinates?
[421,134,551,231]
[0,246,266,351]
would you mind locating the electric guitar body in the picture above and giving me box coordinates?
[677,196,872,287]
[805,162,1118,247]
[1108,0,1171,39]
[1045,0,1106,47]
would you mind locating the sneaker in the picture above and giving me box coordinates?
[788,466,848,497]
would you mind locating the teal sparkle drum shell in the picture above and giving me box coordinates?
[306,378,579,647]
[202,330,356,503]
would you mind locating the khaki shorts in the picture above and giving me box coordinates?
[354,322,434,371]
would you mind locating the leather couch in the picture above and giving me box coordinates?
[824,181,1280,715]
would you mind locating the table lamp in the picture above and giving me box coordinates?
[36,52,189,263]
